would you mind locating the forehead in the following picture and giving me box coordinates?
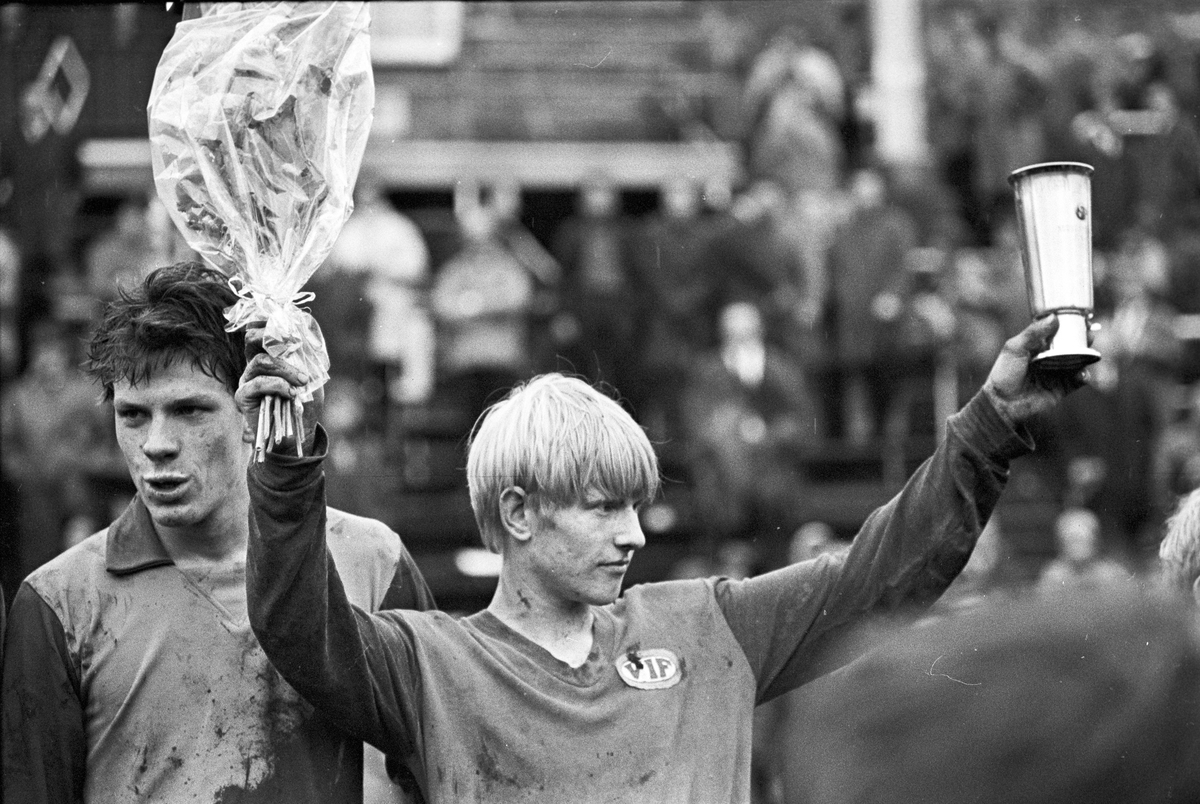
[112,360,231,405]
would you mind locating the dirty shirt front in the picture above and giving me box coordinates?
[1,497,435,803]
[247,391,1031,803]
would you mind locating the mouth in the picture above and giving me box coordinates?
[142,474,189,502]
[600,559,632,572]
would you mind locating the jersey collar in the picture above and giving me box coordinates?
[106,497,174,576]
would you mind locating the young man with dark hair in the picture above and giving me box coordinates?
[2,262,436,804]
[240,314,1085,803]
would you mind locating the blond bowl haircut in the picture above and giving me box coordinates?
[466,373,661,554]
[1160,488,1200,594]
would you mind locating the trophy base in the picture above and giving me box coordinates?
[1032,311,1101,372]
[1032,349,1102,372]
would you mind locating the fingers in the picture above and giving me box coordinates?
[1008,314,1060,357]
[236,352,310,418]
[242,351,310,386]
[1029,358,1091,399]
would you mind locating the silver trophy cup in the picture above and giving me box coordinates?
[1008,161,1102,371]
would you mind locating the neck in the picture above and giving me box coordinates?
[488,572,595,667]
[154,495,250,570]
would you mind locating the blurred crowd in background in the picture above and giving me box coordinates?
[2,1,1199,618]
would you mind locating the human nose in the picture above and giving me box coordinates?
[615,507,646,551]
[142,415,179,460]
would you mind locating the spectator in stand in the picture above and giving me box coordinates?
[951,193,1030,398]
[703,180,824,358]
[871,246,959,483]
[549,181,638,400]
[931,514,1015,616]
[486,182,563,379]
[626,179,717,442]
[679,300,822,561]
[826,166,919,444]
[1,319,113,587]
[1158,488,1200,605]
[1152,382,1200,516]
[788,520,842,565]
[1108,228,1185,426]
[1036,506,1129,595]
[743,26,846,199]
[1,264,436,804]
[84,196,162,306]
[431,202,537,421]
[1036,321,1161,560]
[323,177,436,408]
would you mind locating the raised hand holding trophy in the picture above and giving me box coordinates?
[1008,162,1103,371]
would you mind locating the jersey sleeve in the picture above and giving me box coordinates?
[246,426,425,758]
[715,390,1033,703]
[2,582,87,804]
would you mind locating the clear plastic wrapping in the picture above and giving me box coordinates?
[148,1,374,401]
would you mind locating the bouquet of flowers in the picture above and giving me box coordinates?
[148,1,373,457]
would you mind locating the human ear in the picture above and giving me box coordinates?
[499,487,533,543]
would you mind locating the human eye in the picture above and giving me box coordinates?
[601,498,630,514]
[115,406,148,426]
[174,400,215,418]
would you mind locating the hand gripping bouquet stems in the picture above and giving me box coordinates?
[147,1,374,458]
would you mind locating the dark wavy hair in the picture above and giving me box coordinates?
[85,262,245,401]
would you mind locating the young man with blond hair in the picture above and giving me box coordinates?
[241,315,1085,803]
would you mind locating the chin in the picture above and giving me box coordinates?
[586,586,625,606]
[143,502,203,530]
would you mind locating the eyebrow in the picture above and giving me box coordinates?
[114,392,226,409]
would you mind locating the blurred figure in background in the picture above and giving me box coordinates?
[431,202,536,422]
[1038,321,1161,560]
[1,319,111,585]
[680,300,820,561]
[783,586,1200,804]
[1152,382,1200,516]
[871,246,958,483]
[486,182,563,380]
[788,520,840,565]
[950,193,1029,398]
[0,226,20,384]
[1036,506,1129,595]
[627,179,717,444]
[826,166,919,444]
[84,195,161,306]
[932,514,1014,616]
[326,179,436,409]
[550,181,637,400]
[743,26,846,199]
[1108,229,1185,426]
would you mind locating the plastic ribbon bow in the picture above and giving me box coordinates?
[225,275,329,402]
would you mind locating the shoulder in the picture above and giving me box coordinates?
[325,507,403,561]
[324,507,428,611]
[615,579,719,619]
[22,529,109,600]
[15,529,111,640]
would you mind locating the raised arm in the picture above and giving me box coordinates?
[237,331,422,757]
[718,315,1089,701]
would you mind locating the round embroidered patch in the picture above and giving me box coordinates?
[616,648,682,690]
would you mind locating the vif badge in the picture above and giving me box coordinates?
[616,648,682,690]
